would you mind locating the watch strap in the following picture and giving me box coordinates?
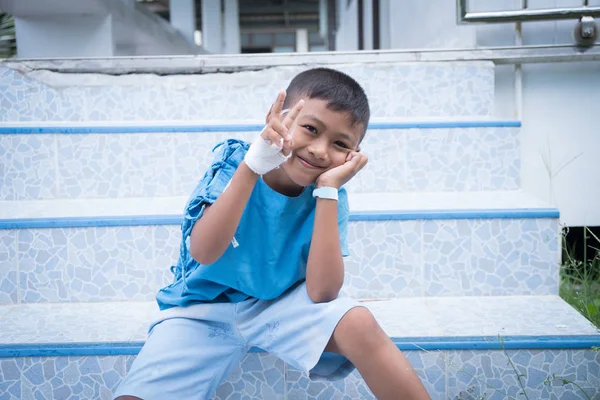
[313,186,339,201]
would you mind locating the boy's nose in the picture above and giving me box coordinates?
[308,142,327,160]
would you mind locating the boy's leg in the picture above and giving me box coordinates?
[114,316,246,400]
[324,307,430,400]
[238,283,430,400]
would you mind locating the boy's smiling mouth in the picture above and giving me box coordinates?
[297,155,325,169]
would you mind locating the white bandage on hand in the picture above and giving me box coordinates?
[244,126,291,175]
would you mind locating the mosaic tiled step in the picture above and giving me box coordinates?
[0,192,560,304]
[0,60,494,124]
[0,121,520,200]
[0,297,598,399]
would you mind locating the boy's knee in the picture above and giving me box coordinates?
[335,307,385,349]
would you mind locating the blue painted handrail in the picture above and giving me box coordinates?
[0,120,521,134]
[0,208,559,230]
[1,334,597,358]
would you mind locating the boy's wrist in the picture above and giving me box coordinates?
[313,186,339,201]
[240,161,261,178]
[316,178,341,189]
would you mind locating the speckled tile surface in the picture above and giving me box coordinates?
[0,296,598,399]
[1,296,596,346]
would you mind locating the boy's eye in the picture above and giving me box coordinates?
[303,125,317,134]
[335,141,350,149]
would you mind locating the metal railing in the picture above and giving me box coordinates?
[457,0,600,23]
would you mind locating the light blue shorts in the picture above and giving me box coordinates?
[114,282,362,400]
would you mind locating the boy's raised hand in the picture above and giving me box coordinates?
[316,151,368,189]
[262,90,304,156]
[244,90,304,176]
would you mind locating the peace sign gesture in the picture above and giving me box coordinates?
[243,90,305,176]
[262,90,305,157]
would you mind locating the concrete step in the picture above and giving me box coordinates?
[0,119,520,200]
[0,296,598,399]
[0,60,494,123]
[0,191,560,304]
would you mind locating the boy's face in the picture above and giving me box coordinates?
[277,98,365,190]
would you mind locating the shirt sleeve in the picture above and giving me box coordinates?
[337,187,351,257]
[181,139,249,242]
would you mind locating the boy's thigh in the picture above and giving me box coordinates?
[237,282,360,376]
[114,317,246,400]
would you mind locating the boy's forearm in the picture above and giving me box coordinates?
[189,161,259,264]
[306,198,345,303]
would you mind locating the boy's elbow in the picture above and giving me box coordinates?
[190,245,217,265]
[307,285,340,304]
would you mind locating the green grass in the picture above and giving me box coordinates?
[560,227,600,328]
[560,281,600,328]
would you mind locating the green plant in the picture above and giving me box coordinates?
[0,13,16,58]
[543,374,593,400]
[560,227,600,328]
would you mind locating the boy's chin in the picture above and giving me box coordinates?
[283,167,318,188]
[288,174,316,188]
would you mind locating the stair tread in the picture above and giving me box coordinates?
[0,191,555,221]
[0,296,596,347]
[0,116,518,130]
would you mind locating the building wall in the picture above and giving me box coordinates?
[335,0,358,51]
[15,15,114,58]
[340,0,600,226]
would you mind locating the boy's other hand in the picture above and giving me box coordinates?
[316,151,368,189]
[262,90,304,156]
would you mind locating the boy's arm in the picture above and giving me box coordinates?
[306,152,368,303]
[189,162,258,265]
[305,198,345,303]
[190,91,304,265]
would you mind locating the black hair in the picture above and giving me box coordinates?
[283,68,370,132]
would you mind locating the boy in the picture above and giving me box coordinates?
[114,68,430,399]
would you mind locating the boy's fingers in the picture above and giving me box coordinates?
[263,129,285,149]
[346,152,366,173]
[271,90,286,121]
[281,139,293,156]
[270,118,290,141]
[283,99,304,129]
[356,153,369,171]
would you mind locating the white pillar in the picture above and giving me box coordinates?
[362,0,373,50]
[379,0,390,49]
[223,0,240,54]
[202,0,223,53]
[296,28,309,52]
[319,0,328,39]
[15,15,114,58]
[170,0,197,47]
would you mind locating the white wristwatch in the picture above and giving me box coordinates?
[313,186,339,201]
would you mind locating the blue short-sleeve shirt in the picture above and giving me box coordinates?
[156,139,350,310]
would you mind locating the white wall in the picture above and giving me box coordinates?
[336,0,600,226]
[520,62,600,227]
[15,15,114,58]
[5,0,194,57]
[474,0,600,226]
[386,0,476,49]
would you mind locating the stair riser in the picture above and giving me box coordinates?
[0,217,559,304]
[0,63,494,123]
[1,349,597,399]
[0,127,520,201]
